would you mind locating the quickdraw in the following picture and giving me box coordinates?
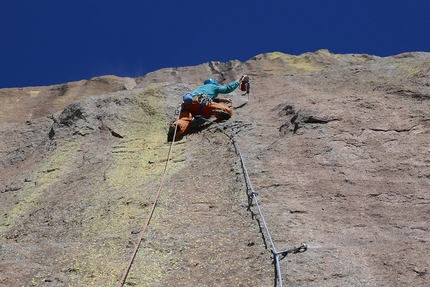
[197,94,212,104]
[276,242,308,261]
[196,94,212,115]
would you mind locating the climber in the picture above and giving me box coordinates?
[168,75,249,141]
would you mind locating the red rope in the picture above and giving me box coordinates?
[117,112,180,287]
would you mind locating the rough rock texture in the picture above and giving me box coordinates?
[0,75,136,123]
[1,50,429,286]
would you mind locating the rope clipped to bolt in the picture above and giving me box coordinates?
[231,127,307,287]
[117,84,307,287]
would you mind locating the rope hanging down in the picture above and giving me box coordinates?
[116,109,181,287]
[117,97,306,286]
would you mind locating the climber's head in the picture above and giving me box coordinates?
[204,78,219,86]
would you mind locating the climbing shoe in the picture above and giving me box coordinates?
[190,116,208,130]
[167,123,178,142]
[213,109,231,120]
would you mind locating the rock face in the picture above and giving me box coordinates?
[0,75,136,123]
[1,50,429,286]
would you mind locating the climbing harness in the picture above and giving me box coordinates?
[196,94,212,115]
[196,93,211,104]
[119,77,305,287]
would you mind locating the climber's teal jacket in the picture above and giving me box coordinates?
[191,81,240,100]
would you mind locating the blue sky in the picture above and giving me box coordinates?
[1,0,429,88]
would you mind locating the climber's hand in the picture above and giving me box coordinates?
[239,75,249,83]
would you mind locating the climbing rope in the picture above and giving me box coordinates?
[231,127,307,287]
[183,113,307,286]
[116,110,181,287]
[117,102,306,286]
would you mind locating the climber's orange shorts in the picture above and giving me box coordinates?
[174,98,232,136]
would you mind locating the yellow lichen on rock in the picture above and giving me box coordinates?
[395,62,422,75]
[29,90,40,98]
[264,51,327,75]
[0,139,80,236]
[62,84,186,285]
